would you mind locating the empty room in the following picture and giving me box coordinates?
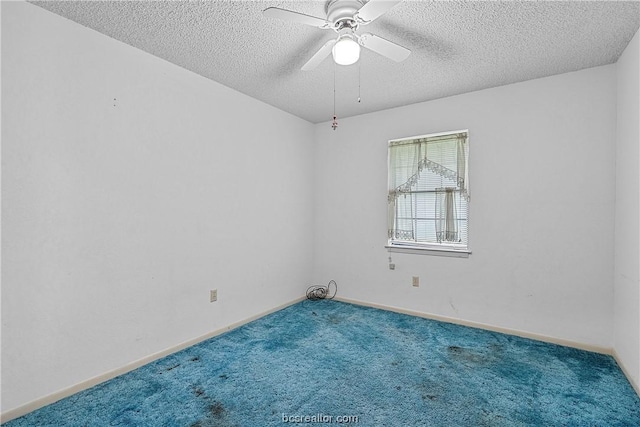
[2,0,639,425]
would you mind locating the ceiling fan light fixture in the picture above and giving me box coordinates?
[332,35,360,65]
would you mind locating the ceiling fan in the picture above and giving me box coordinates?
[263,0,410,71]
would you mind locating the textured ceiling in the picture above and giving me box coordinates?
[31,1,640,124]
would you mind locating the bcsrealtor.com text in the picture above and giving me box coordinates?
[282,413,359,424]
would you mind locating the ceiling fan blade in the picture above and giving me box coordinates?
[359,33,410,62]
[263,7,330,29]
[301,39,337,71]
[356,0,403,24]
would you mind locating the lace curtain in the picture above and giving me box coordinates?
[388,132,468,243]
[435,187,458,242]
[387,141,423,240]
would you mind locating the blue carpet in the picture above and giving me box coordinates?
[4,300,640,426]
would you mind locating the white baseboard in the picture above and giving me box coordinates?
[612,349,640,398]
[333,296,612,355]
[0,296,305,424]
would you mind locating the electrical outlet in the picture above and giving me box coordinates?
[412,276,419,287]
[210,289,218,302]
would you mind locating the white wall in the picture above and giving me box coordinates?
[1,2,314,413]
[313,65,617,349]
[2,0,636,417]
[614,28,640,391]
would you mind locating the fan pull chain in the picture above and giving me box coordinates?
[332,62,338,130]
[358,60,361,103]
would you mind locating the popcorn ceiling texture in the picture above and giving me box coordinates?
[31,1,639,124]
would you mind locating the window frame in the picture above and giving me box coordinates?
[386,129,471,257]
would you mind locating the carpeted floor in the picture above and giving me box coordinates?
[4,299,640,426]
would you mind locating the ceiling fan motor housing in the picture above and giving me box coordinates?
[327,0,365,30]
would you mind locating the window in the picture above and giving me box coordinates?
[387,130,469,254]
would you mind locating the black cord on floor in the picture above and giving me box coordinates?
[306,280,337,301]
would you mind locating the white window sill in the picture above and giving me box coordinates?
[385,244,471,258]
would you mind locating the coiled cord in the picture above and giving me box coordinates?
[306,280,337,301]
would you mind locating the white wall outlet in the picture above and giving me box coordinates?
[210,289,218,302]
[412,276,419,287]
